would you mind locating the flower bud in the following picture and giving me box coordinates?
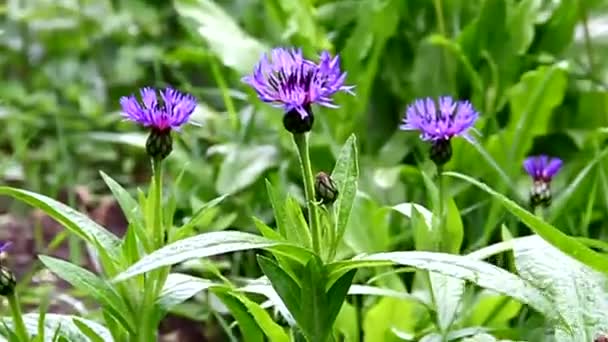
[315,172,338,205]
[0,266,16,296]
[283,105,314,134]
[530,180,551,208]
[430,139,452,166]
[146,129,173,160]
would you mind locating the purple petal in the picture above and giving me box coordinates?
[543,158,563,179]
[0,241,12,253]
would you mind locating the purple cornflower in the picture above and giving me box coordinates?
[0,241,11,254]
[400,96,478,142]
[400,96,479,165]
[523,155,563,182]
[120,87,197,132]
[523,155,563,208]
[119,87,197,160]
[242,48,354,133]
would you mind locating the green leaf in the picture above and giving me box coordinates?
[157,273,216,309]
[330,134,359,253]
[446,171,608,276]
[1,314,114,342]
[504,64,568,167]
[173,0,267,74]
[429,272,465,333]
[326,269,357,329]
[332,252,555,317]
[363,297,429,342]
[38,256,135,334]
[513,235,608,340]
[211,288,266,342]
[298,257,331,342]
[275,0,327,49]
[175,194,229,240]
[239,279,296,326]
[257,255,302,325]
[72,319,106,342]
[507,0,542,54]
[464,290,522,328]
[212,287,289,342]
[0,187,121,260]
[215,144,278,195]
[285,196,313,248]
[113,231,290,282]
[548,147,608,222]
[333,302,358,342]
[265,180,312,248]
[99,171,145,238]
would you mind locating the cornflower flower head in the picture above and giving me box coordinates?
[0,241,11,254]
[120,87,197,160]
[400,96,479,165]
[523,155,563,208]
[0,241,15,296]
[242,47,354,134]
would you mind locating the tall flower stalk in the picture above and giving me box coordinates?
[243,47,353,255]
[120,86,197,341]
[400,96,479,250]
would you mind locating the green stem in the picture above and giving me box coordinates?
[7,291,29,342]
[152,158,163,248]
[534,206,544,221]
[293,133,321,255]
[136,157,165,342]
[436,166,446,252]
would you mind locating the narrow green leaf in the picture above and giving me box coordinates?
[326,269,357,329]
[265,180,289,238]
[330,252,555,318]
[213,287,289,342]
[157,273,216,309]
[445,171,608,276]
[285,196,313,248]
[113,231,286,282]
[299,257,331,342]
[1,314,114,342]
[176,194,229,239]
[429,272,465,333]
[72,319,106,342]
[257,255,302,325]
[99,171,144,234]
[265,180,312,248]
[38,256,135,334]
[0,187,121,260]
[330,134,359,250]
[548,147,608,222]
[212,288,265,342]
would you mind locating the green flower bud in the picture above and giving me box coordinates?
[315,172,338,205]
[146,129,173,160]
[430,139,452,166]
[0,266,16,296]
[530,180,552,208]
[283,105,314,134]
